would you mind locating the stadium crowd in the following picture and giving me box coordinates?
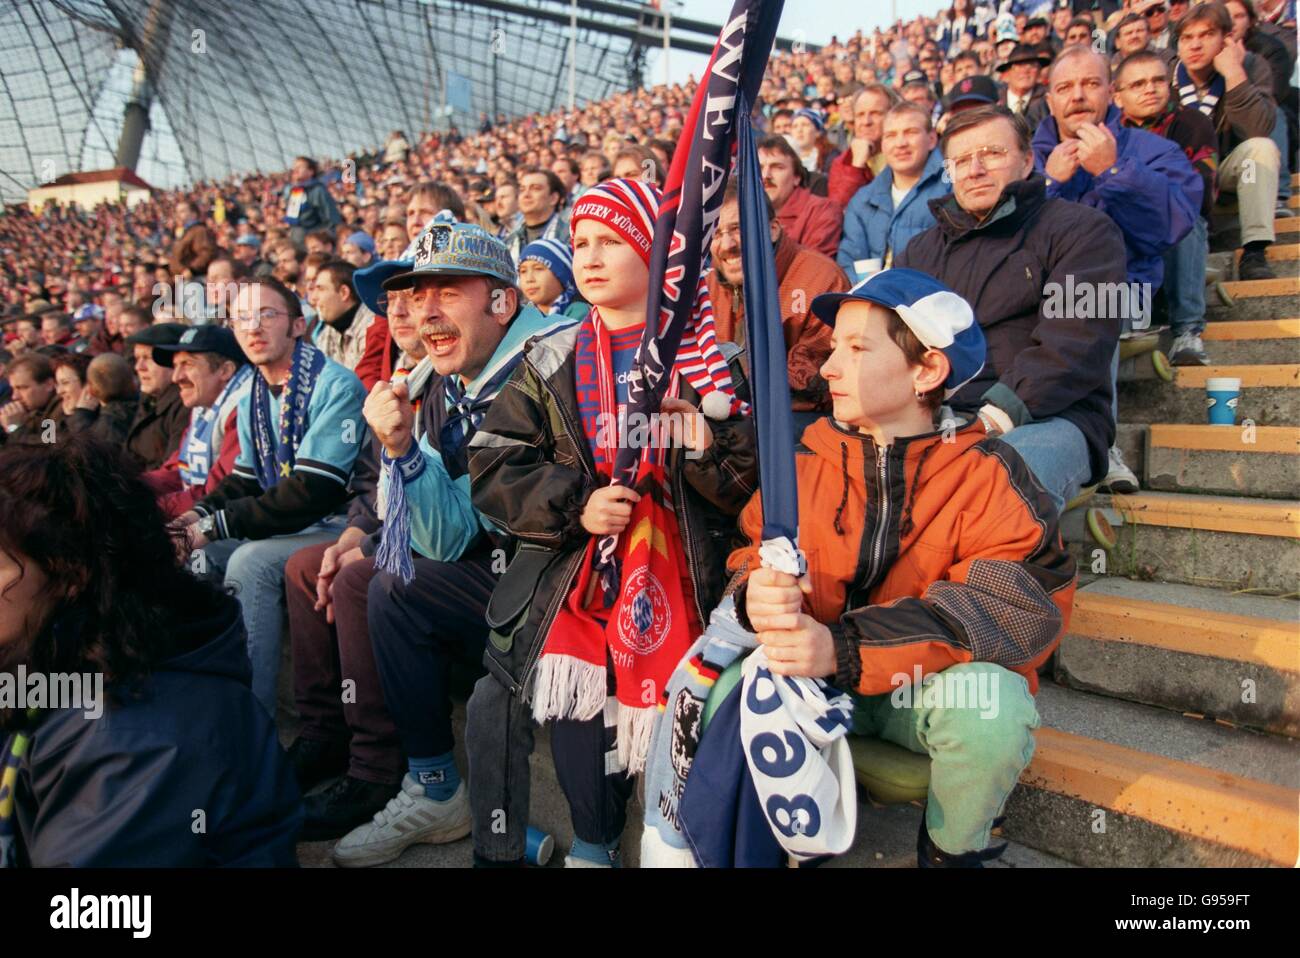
[0,0,1296,869]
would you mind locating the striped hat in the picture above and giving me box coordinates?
[520,237,574,290]
[570,178,744,420]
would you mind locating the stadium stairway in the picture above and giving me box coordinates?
[296,191,1300,870]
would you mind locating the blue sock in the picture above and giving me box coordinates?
[569,836,621,867]
[408,752,459,802]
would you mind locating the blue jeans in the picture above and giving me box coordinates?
[201,515,348,716]
[998,417,1093,515]
[1162,216,1207,336]
[1270,107,1292,204]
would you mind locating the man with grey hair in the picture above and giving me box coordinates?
[1031,43,1202,494]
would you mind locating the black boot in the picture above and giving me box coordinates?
[1237,247,1276,281]
[917,817,1008,868]
[285,736,349,792]
[301,775,400,842]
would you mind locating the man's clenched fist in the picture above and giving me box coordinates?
[364,379,415,459]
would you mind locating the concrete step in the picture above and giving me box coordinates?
[1118,363,1300,426]
[1007,682,1300,867]
[1073,490,1300,594]
[1055,578,1300,737]
[1234,243,1300,264]
[1206,277,1300,322]
[1144,423,1300,498]
[1200,318,1300,365]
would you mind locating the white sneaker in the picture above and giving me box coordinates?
[331,775,470,868]
[1169,331,1209,366]
[1099,445,1139,495]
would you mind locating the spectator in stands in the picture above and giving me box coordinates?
[204,255,248,325]
[305,228,337,257]
[69,352,140,448]
[0,354,61,446]
[465,179,755,868]
[40,312,73,348]
[284,155,343,242]
[709,269,1072,869]
[70,304,108,355]
[115,304,150,343]
[123,323,190,472]
[897,106,1127,513]
[759,135,844,259]
[175,277,368,716]
[1114,12,1177,65]
[790,108,842,177]
[1035,45,1202,493]
[579,150,611,188]
[0,348,10,406]
[829,84,899,207]
[309,259,388,390]
[998,44,1053,131]
[232,234,264,272]
[1139,0,1174,50]
[1065,16,1096,48]
[379,222,408,262]
[10,317,40,356]
[1174,1,1281,280]
[270,240,303,286]
[1115,50,1220,367]
[341,232,377,269]
[0,436,302,867]
[708,181,843,418]
[612,145,666,186]
[51,353,90,416]
[505,167,570,264]
[839,102,950,283]
[1226,0,1295,214]
[169,200,217,279]
[280,262,426,841]
[552,155,581,206]
[319,221,577,864]
[518,238,588,319]
[142,326,253,519]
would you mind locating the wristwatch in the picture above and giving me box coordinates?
[198,514,218,539]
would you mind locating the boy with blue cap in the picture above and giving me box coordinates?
[726,268,1076,867]
[517,238,587,319]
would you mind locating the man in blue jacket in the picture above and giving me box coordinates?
[1032,44,1202,494]
[837,102,952,284]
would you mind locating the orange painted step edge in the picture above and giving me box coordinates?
[1148,423,1300,454]
[1276,218,1299,234]
[1025,727,1299,866]
[1219,277,1300,297]
[1110,492,1300,538]
[1070,591,1300,671]
[1202,318,1300,340]
[1235,244,1300,262]
[1175,364,1299,388]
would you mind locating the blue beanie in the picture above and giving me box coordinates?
[345,231,376,255]
[810,268,986,399]
[793,108,826,133]
[520,238,574,291]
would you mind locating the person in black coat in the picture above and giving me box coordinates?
[0,435,302,867]
[896,104,1127,514]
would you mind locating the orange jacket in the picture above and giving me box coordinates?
[728,417,1076,696]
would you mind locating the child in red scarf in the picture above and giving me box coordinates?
[465,180,757,867]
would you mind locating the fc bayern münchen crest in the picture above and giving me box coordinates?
[616,568,671,655]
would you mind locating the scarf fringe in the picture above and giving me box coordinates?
[616,703,658,775]
[640,823,698,869]
[373,461,415,584]
[530,654,606,725]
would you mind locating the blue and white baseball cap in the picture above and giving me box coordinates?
[810,268,985,398]
[73,304,104,323]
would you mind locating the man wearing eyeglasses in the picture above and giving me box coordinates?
[175,276,369,718]
[1115,50,1220,367]
[896,104,1127,516]
[1032,45,1201,494]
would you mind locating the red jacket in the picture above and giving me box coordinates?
[775,186,843,260]
[827,149,874,210]
[142,404,241,519]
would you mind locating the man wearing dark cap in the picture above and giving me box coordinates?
[123,322,191,470]
[142,325,254,518]
[997,44,1053,132]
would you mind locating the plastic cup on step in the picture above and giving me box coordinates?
[1205,377,1241,426]
[525,826,553,866]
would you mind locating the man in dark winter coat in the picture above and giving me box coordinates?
[897,105,1127,514]
[123,323,191,471]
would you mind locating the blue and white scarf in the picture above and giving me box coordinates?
[180,364,254,487]
[252,340,325,490]
[1176,61,1225,119]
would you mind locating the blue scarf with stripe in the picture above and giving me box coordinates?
[252,340,325,490]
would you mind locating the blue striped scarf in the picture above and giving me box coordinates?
[252,340,325,490]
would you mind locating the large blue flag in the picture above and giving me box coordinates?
[595,0,787,584]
